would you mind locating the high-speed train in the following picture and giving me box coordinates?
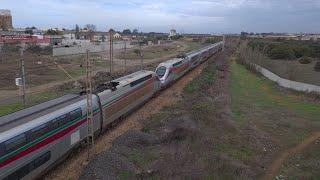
[0,41,223,180]
[156,41,224,87]
[0,71,160,180]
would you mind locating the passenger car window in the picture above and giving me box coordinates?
[4,133,27,152]
[69,108,82,121]
[0,143,5,157]
[34,151,51,168]
[130,74,152,87]
[5,151,51,180]
[30,123,50,141]
[51,114,68,130]
[173,61,182,67]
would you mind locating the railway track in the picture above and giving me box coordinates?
[43,55,212,180]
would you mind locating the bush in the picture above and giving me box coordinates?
[42,46,53,55]
[26,45,42,54]
[298,57,312,64]
[314,61,320,72]
[293,45,312,58]
[133,49,140,55]
[1,44,20,53]
[268,45,295,60]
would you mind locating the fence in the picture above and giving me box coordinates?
[253,63,320,93]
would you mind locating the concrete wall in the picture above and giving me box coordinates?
[253,63,320,93]
[53,41,133,56]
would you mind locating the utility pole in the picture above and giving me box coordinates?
[85,50,94,160]
[109,29,114,75]
[222,35,226,51]
[20,43,26,108]
[0,44,2,63]
[124,40,127,73]
[139,40,144,70]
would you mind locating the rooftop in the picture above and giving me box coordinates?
[0,9,11,16]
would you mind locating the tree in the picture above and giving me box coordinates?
[122,29,131,35]
[75,24,80,39]
[240,32,248,39]
[132,29,138,34]
[1,25,8,31]
[101,35,106,42]
[25,27,34,35]
[85,24,96,32]
[45,28,61,35]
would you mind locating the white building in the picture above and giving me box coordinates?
[113,32,122,39]
[169,29,177,37]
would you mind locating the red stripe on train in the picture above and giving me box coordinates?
[0,118,87,168]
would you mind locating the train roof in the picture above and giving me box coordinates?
[0,94,85,132]
[96,70,156,94]
[157,58,184,68]
[113,70,155,86]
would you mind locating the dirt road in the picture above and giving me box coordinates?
[44,59,208,180]
[264,132,320,180]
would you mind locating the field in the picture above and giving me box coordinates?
[230,58,320,179]
[240,39,320,86]
[254,58,320,86]
[0,40,204,116]
[116,40,204,60]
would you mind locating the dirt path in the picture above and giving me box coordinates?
[264,132,320,180]
[44,60,208,180]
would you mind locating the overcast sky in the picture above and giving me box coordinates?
[1,0,320,33]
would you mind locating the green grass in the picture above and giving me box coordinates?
[230,58,320,178]
[230,59,320,123]
[0,102,24,116]
[0,91,61,117]
[184,64,216,93]
[118,171,135,180]
[129,148,158,169]
[279,143,320,179]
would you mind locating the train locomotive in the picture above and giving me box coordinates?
[0,41,223,180]
[156,41,224,87]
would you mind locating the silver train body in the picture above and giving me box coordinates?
[156,41,224,87]
[0,71,160,180]
[0,41,223,180]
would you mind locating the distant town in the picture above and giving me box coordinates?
[1,9,319,50]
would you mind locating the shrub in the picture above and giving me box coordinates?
[268,45,295,60]
[298,57,312,64]
[26,45,42,54]
[314,61,320,72]
[1,44,20,53]
[293,45,312,58]
[133,49,140,55]
[42,46,53,55]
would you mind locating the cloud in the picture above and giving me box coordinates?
[1,0,319,33]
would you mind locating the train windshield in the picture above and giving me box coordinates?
[156,66,167,78]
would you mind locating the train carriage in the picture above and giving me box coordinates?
[97,70,161,126]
